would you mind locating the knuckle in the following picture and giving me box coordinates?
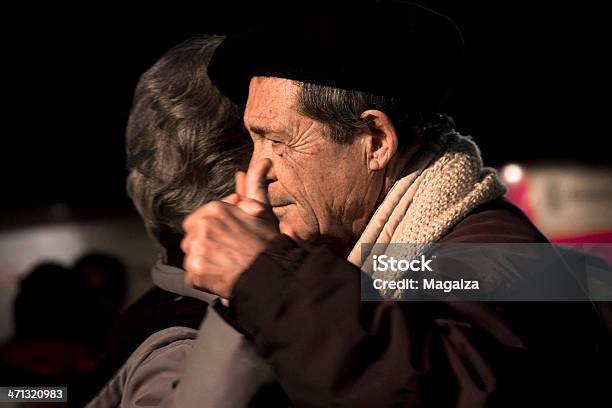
[180,237,190,253]
[184,253,205,275]
[181,218,191,232]
[182,216,192,232]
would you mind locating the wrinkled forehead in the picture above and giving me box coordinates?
[244,76,301,130]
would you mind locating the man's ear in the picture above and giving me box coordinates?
[361,109,399,171]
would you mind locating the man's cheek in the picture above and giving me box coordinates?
[276,211,294,235]
[279,214,312,241]
[278,205,305,230]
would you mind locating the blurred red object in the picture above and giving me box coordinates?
[501,163,612,244]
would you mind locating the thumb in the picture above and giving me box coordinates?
[235,171,246,197]
[221,193,240,205]
[245,159,272,206]
[236,197,266,218]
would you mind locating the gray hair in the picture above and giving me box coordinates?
[126,36,251,251]
[296,82,455,148]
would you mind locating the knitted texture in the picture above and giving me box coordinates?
[348,131,507,299]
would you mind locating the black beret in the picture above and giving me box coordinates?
[208,1,464,110]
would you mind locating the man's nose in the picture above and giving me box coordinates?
[265,161,277,183]
[251,143,277,182]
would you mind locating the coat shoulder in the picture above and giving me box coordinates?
[441,198,549,243]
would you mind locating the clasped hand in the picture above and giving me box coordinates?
[181,159,279,298]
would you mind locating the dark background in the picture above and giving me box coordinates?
[3,1,609,216]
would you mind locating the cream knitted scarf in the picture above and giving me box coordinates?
[347,131,507,299]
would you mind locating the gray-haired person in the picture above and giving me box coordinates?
[78,36,283,407]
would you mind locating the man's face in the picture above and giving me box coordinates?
[244,77,383,251]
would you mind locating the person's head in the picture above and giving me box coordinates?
[14,263,80,341]
[73,253,127,316]
[126,36,251,263]
[244,77,454,253]
[209,1,462,253]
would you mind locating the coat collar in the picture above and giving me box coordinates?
[152,260,218,304]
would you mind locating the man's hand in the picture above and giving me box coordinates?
[181,159,279,298]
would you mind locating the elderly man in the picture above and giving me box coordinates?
[182,2,609,407]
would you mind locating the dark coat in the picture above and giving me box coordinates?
[222,198,611,407]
